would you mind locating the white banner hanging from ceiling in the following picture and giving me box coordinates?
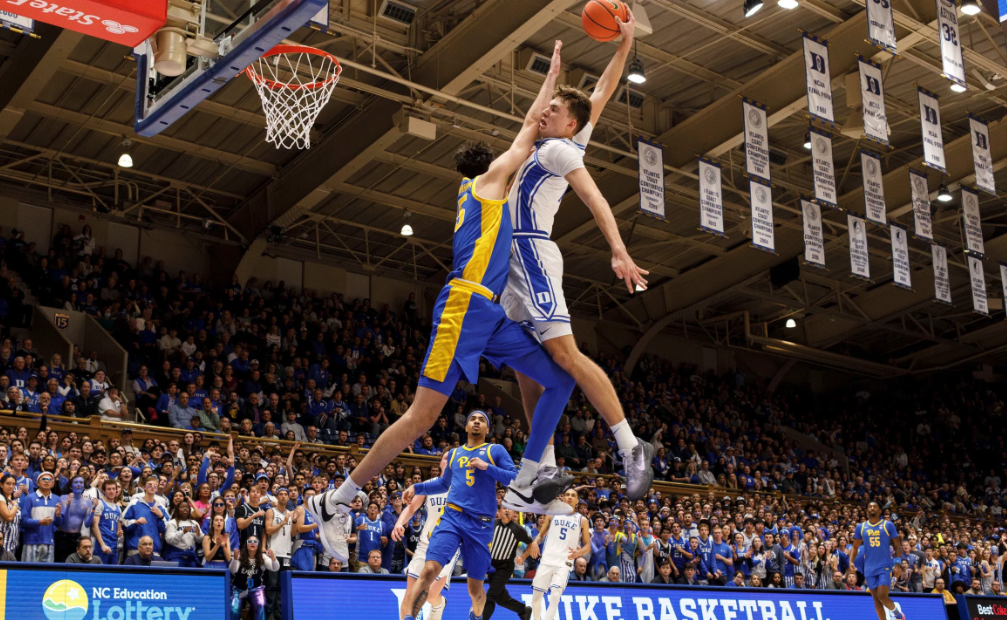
[802,199,826,268]
[935,0,966,90]
[961,187,985,257]
[933,244,952,305]
[969,255,988,315]
[909,168,934,241]
[698,157,725,236]
[749,179,775,253]
[918,87,946,172]
[849,214,870,280]
[890,224,912,290]
[861,150,887,226]
[637,138,666,221]
[865,0,897,53]
[743,98,770,183]
[1000,263,1007,318]
[969,115,996,195]
[810,128,837,207]
[0,10,33,35]
[803,33,834,124]
[858,56,888,145]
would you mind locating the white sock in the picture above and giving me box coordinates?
[515,458,540,486]
[428,600,446,620]
[611,420,639,455]
[328,475,362,507]
[541,445,556,469]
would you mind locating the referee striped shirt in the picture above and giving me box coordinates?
[490,519,532,567]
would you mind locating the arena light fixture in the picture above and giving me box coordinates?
[803,132,812,150]
[950,82,967,93]
[118,138,133,168]
[937,183,953,202]
[785,318,797,328]
[778,0,799,9]
[744,0,764,16]
[961,0,981,15]
[627,43,646,84]
[401,210,414,236]
[635,283,645,292]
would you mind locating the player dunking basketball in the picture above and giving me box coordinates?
[849,501,905,620]
[502,8,654,511]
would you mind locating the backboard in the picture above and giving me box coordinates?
[133,0,327,137]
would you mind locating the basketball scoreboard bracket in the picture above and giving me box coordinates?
[132,0,326,137]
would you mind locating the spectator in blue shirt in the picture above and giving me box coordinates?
[123,476,167,555]
[168,392,198,429]
[354,501,388,561]
[21,471,63,562]
[710,525,733,585]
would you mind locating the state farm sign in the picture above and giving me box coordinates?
[3,0,165,46]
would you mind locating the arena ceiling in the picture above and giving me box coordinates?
[3,0,1007,375]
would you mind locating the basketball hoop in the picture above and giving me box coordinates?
[245,45,342,150]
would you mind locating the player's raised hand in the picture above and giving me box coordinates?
[549,40,563,76]
[612,250,649,293]
[468,457,489,471]
[616,6,636,42]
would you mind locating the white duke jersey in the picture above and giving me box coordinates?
[419,491,450,541]
[508,123,593,236]
[541,514,583,567]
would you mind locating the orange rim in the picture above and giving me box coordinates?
[244,44,342,91]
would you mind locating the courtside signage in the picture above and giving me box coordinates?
[965,595,1007,620]
[287,574,944,620]
[2,0,165,46]
[0,566,228,620]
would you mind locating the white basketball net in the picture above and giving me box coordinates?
[246,48,341,150]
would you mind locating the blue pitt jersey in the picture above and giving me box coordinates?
[449,177,513,297]
[855,519,897,576]
[416,443,516,518]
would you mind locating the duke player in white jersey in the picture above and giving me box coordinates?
[502,9,654,511]
[528,490,590,620]
[392,455,461,620]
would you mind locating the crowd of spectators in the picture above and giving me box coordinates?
[0,223,998,616]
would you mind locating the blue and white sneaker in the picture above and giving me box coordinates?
[891,602,905,620]
[303,491,350,562]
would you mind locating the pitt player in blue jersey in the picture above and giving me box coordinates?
[402,411,515,620]
[305,41,579,564]
[850,502,905,620]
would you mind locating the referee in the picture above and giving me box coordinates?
[484,508,538,620]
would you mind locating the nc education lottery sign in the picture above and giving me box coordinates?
[288,574,947,620]
[0,566,229,620]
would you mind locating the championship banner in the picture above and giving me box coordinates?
[918,87,946,171]
[933,244,953,304]
[802,199,826,268]
[743,98,771,182]
[750,179,775,253]
[849,213,870,279]
[698,157,725,236]
[969,255,988,315]
[970,114,996,195]
[861,150,887,225]
[866,0,897,53]
[1001,264,1007,318]
[637,138,666,220]
[962,187,985,257]
[810,129,837,207]
[890,224,912,290]
[0,10,33,35]
[936,0,966,89]
[803,33,834,124]
[858,56,888,145]
[909,168,934,241]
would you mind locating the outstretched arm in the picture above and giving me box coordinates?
[479,40,563,196]
[589,8,635,126]
[565,167,649,292]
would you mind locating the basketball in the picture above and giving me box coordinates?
[582,0,628,42]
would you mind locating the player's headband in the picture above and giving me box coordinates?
[467,410,489,425]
